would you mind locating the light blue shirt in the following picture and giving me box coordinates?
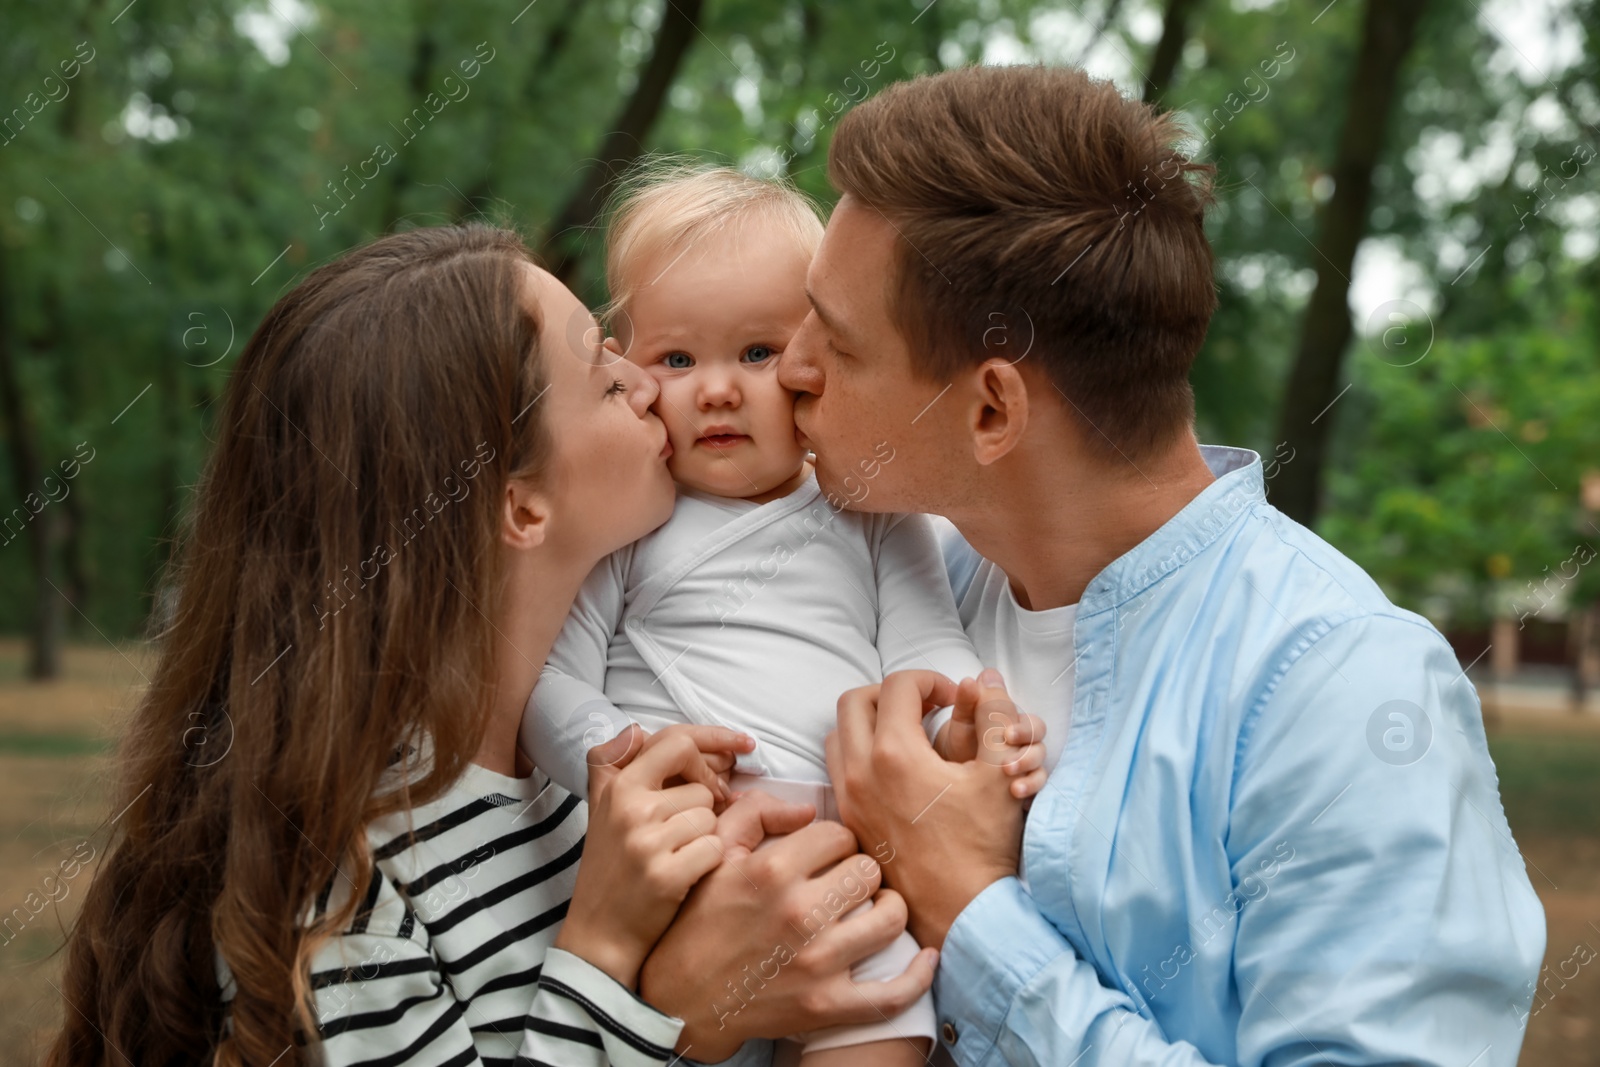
[933,445,1546,1067]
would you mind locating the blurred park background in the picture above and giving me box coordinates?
[2,0,1599,1061]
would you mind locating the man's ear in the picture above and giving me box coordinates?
[968,358,1031,466]
[501,477,551,551]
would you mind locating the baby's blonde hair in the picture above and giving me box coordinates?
[602,158,825,326]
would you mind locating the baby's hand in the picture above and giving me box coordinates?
[585,722,755,813]
[934,668,1048,802]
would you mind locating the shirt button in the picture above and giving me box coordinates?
[941,1021,958,1045]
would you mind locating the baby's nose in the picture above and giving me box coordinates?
[699,371,741,404]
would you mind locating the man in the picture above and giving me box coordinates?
[781,65,1546,1066]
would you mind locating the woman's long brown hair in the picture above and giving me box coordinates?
[47,225,552,1066]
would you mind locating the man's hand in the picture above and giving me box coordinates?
[827,669,1026,948]
[639,791,937,1062]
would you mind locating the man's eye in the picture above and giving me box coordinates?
[664,352,693,369]
[743,345,776,364]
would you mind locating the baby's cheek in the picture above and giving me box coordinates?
[749,381,801,444]
[650,382,695,437]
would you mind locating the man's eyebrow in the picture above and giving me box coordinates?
[804,286,851,341]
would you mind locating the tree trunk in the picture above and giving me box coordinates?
[918,0,943,71]
[462,0,590,218]
[539,0,706,283]
[1074,0,1128,67]
[47,7,101,620]
[151,212,185,626]
[41,279,90,617]
[57,0,107,139]
[380,16,437,232]
[0,245,63,679]
[1270,0,1430,525]
[770,0,826,178]
[1143,0,1204,104]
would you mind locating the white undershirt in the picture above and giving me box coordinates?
[950,554,1078,893]
[955,559,1079,774]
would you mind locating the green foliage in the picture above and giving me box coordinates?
[1,0,1597,642]
[1323,278,1600,627]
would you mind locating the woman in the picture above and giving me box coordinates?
[47,226,932,1066]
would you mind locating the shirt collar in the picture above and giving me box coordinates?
[1078,444,1265,616]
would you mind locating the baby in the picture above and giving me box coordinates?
[521,164,1042,1066]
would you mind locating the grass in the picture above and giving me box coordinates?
[0,639,1597,1064]
[0,731,111,758]
[1490,733,1600,836]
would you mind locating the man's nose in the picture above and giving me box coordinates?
[780,315,824,395]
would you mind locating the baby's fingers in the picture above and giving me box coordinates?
[1003,713,1047,747]
[1002,742,1045,778]
[1010,766,1049,800]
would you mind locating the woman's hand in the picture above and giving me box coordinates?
[639,791,938,1062]
[553,723,755,989]
[579,718,748,807]
[934,670,1049,800]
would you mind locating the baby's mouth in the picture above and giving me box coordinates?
[696,432,750,450]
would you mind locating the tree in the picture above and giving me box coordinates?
[1322,278,1600,633]
[0,0,1594,656]
[1144,0,1204,104]
[539,0,706,281]
[0,243,62,678]
[1270,0,1431,524]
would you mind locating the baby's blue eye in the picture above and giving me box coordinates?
[743,345,776,364]
[664,352,693,369]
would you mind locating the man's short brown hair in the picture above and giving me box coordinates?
[828,65,1216,460]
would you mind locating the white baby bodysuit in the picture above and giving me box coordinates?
[522,473,984,797]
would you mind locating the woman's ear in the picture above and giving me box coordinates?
[969,358,1031,466]
[501,478,551,551]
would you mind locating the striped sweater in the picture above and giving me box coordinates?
[224,760,687,1066]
